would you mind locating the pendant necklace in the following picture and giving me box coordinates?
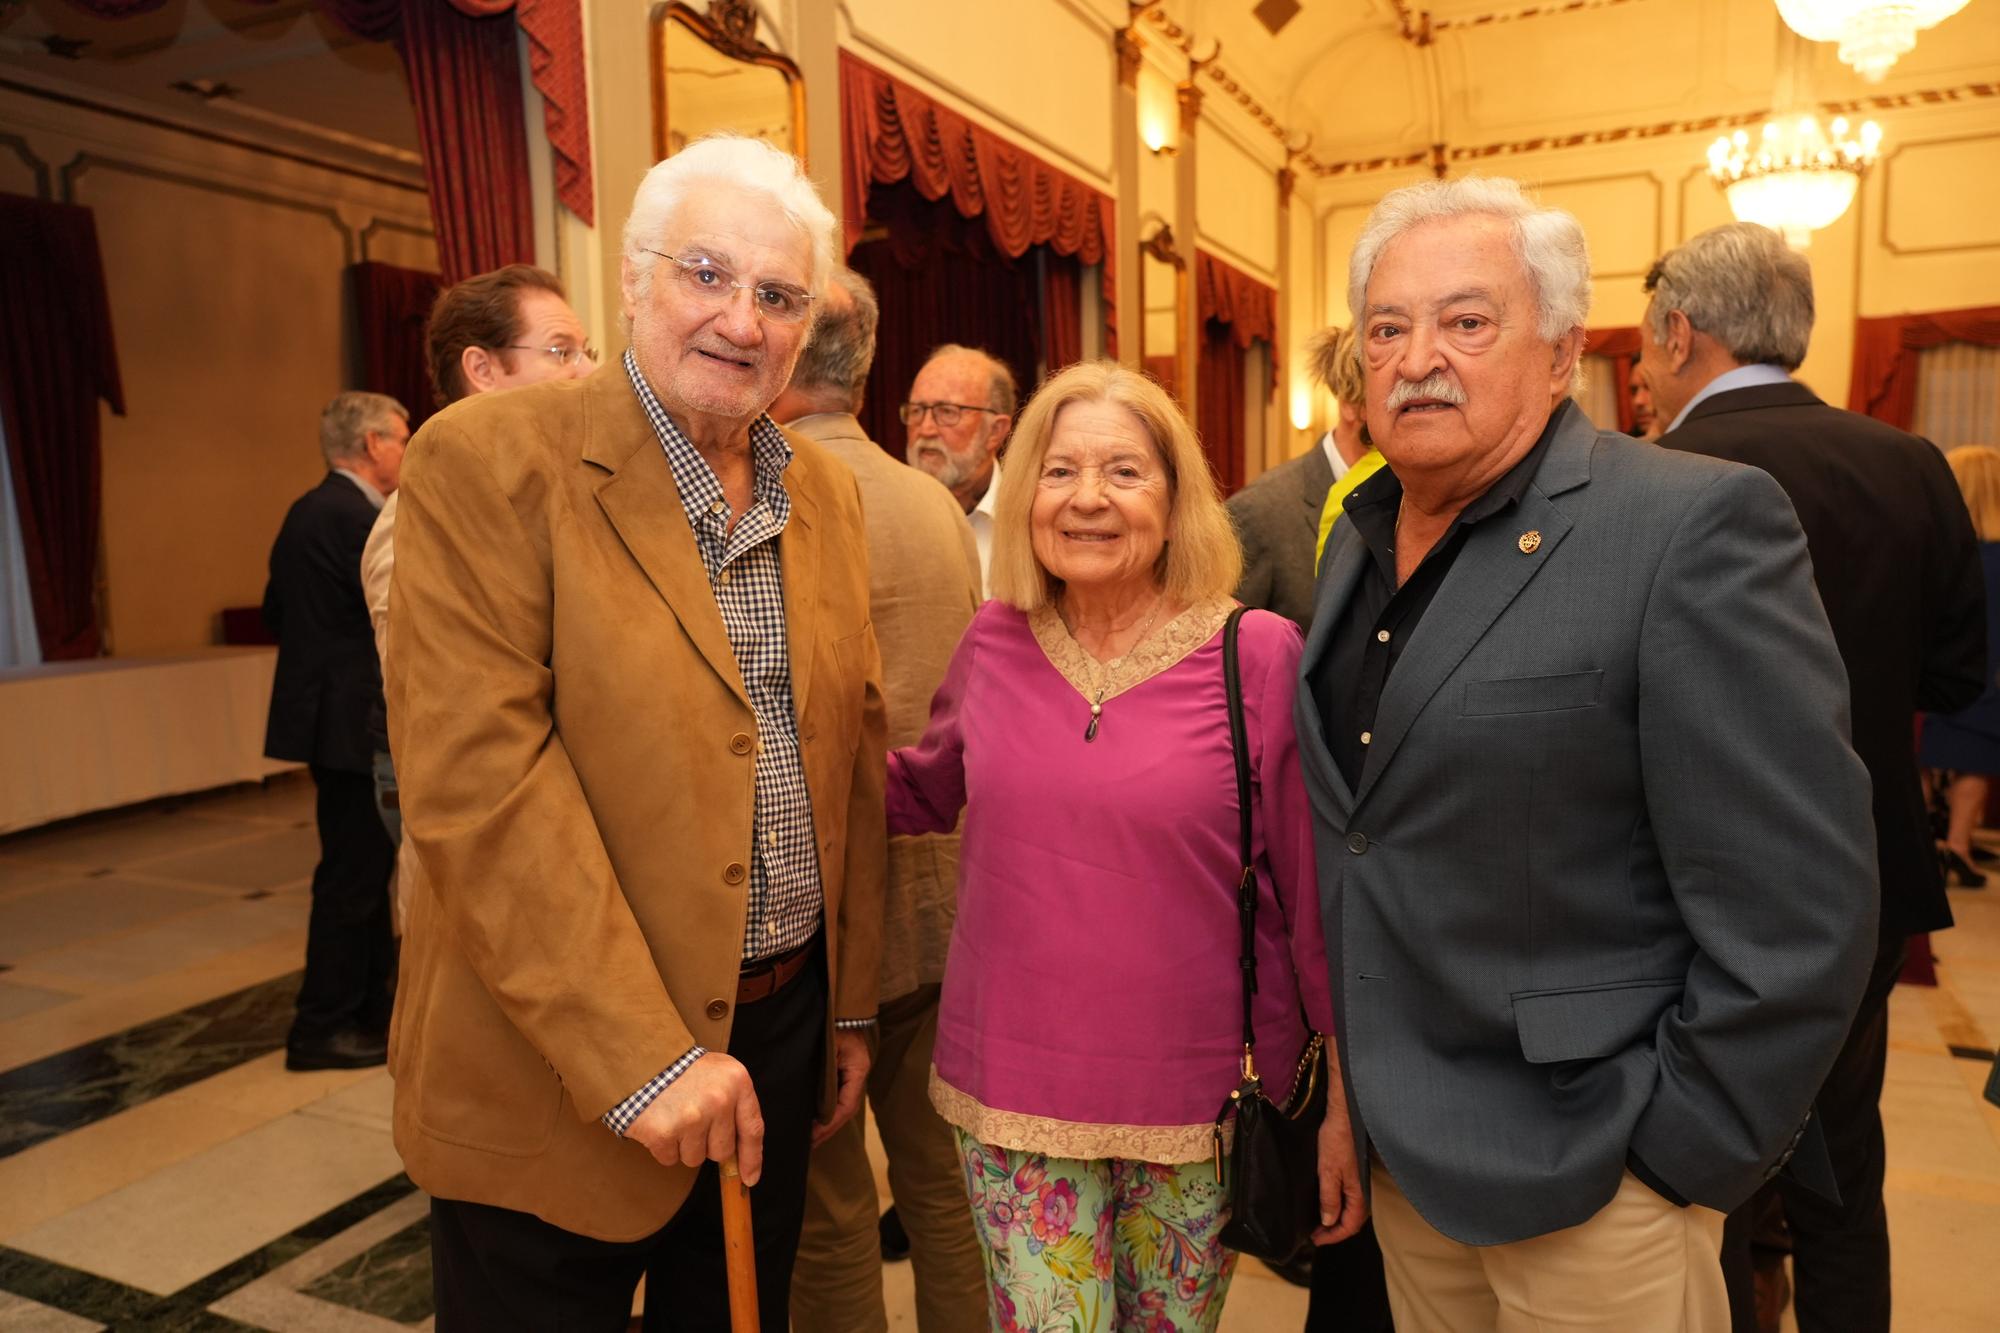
[1074,596,1166,743]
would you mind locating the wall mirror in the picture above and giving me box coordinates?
[1140,221,1191,402]
[650,1,807,163]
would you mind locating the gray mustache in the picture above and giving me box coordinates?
[1387,374,1467,410]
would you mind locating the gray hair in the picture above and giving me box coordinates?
[790,266,879,408]
[319,391,406,467]
[923,343,1019,416]
[1349,176,1592,349]
[622,134,837,305]
[1644,222,1813,371]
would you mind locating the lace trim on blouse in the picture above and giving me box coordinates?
[930,1067,1228,1165]
[1027,596,1236,706]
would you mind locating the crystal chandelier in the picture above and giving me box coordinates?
[1775,2,1972,82]
[1707,114,1883,246]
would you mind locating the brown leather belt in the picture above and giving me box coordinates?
[737,936,816,1004]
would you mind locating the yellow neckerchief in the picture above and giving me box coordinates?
[1315,448,1388,569]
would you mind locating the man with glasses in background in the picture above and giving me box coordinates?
[384,137,885,1328]
[902,344,1016,592]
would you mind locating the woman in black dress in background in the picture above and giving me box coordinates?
[1922,445,2000,888]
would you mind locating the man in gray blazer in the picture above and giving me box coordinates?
[1228,324,1371,631]
[1298,176,1877,1330]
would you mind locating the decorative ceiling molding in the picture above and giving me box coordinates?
[1392,0,1649,44]
[1137,5,1292,146]
[1303,82,1999,180]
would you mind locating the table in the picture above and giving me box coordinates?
[0,649,298,835]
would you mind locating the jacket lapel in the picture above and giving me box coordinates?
[1351,412,1597,810]
[1296,527,1368,814]
[585,371,751,710]
[781,435,822,721]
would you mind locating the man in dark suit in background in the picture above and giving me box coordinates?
[263,390,408,1071]
[1647,222,1987,1333]
[1228,324,1372,631]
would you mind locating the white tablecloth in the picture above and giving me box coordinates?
[0,650,299,835]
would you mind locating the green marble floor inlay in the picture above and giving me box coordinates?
[300,1214,433,1324]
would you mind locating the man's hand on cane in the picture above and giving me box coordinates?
[627,1052,767,1186]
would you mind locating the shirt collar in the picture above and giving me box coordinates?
[1345,399,1570,546]
[623,348,793,533]
[1665,363,1793,434]
[332,467,386,511]
[970,462,1002,525]
[1320,431,1352,483]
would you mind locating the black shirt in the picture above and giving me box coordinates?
[1311,411,1563,789]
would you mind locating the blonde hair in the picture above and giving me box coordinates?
[1303,324,1365,406]
[1947,445,2000,542]
[988,360,1241,611]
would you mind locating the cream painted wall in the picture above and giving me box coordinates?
[1,85,434,656]
[1195,119,1278,278]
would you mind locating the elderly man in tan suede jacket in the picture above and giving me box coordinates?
[772,266,986,1333]
[385,135,886,1332]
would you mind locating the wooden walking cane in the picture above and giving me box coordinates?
[719,1156,759,1333]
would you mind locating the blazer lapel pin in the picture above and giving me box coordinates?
[1518,530,1543,554]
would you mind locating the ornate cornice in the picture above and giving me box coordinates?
[1115,27,1145,89]
[1304,81,1999,179]
[1394,0,1649,43]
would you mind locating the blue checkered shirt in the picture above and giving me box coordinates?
[604,351,867,1138]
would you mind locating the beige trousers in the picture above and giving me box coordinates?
[1372,1163,1729,1332]
[790,984,988,1333]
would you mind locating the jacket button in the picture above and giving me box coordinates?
[723,862,746,884]
[730,733,753,755]
[1347,832,1369,854]
[706,998,729,1020]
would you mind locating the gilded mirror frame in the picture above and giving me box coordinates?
[649,1,809,166]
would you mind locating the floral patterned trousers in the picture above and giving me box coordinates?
[954,1130,1239,1333]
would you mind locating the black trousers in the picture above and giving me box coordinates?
[291,764,397,1043]
[1722,932,1907,1333]
[429,944,828,1333]
[1303,1220,1395,1332]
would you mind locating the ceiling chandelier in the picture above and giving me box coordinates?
[1775,1,1972,82]
[1708,114,1882,247]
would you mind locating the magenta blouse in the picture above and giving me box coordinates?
[888,599,1336,1163]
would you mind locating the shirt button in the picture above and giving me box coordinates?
[1376,629,1391,643]
[765,831,778,848]
[767,921,778,936]
[723,862,747,885]
[705,998,729,1021]
[710,500,726,515]
[1360,731,1372,745]
[730,733,753,755]
[1347,832,1369,855]
[719,570,732,585]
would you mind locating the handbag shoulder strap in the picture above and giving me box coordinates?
[1222,606,1259,1063]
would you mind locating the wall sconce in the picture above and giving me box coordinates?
[1290,384,1314,432]
[1142,117,1178,157]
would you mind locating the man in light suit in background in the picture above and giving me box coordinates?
[1298,176,1878,1330]
[774,266,987,1333]
[1648,221,1985,1333]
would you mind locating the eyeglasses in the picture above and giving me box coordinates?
[899,401,998,428]
[503,344,600,368]
[644,250,814,323]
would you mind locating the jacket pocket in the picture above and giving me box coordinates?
[1462,669,1603,717]
[1511,977,1682,1064]
[415,953,565,1157]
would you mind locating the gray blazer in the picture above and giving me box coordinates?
[1229,442,1335,630]
[1297,404,1878,1246]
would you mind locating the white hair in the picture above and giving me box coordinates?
[1349,177,1592,386]
[621,134,837,302]
[1644,222,1813,371]
[319,391,406,466]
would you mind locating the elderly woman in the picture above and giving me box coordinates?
[889,361,1362,1331]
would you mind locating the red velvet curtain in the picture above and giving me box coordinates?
[349,262,445,426]
[1850,307,2000,428]
[848,184,1043,460]
[0,194,123,660]
[399,0,535,283]
[841,51,1117,357]
[1587,327,1642,433]
[1043,255,1083,375]
[1194,251,1276,495]
[1197,322,1247,494]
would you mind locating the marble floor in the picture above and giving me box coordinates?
[0,775,1995,1330]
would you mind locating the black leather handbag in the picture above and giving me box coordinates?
[1212,606,1329,1267]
